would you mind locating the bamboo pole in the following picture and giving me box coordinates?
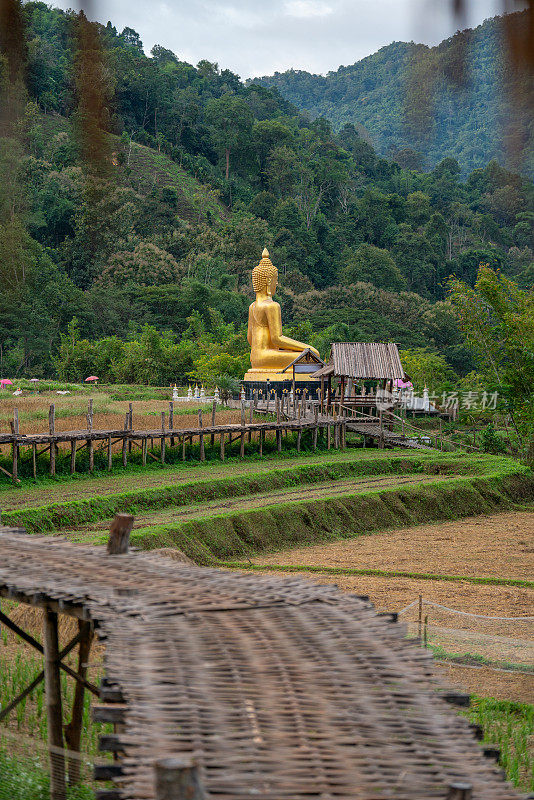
[107,436,112,471]
[154,757,206,800]
[32,442,37,478]
[142,437,147,466]
[64,621,93,786]
[220,431,225,461]
[169,401,174,447]
[43,608,66,800]
[259,428,263,457]
[210,400,216,447]
[107,513,135,554]
[122,414,128,467]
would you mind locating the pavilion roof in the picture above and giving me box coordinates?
[313,342,405,380]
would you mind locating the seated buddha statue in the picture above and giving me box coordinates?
[244,248,320,381]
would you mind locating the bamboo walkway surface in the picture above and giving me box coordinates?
[0,528,517,799]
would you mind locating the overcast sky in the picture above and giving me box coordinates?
[47,0,516,79]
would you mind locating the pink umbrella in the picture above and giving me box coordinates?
[0,379,13,387]
[85,376,99,382]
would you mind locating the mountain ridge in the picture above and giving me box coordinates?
[251,12,533,175]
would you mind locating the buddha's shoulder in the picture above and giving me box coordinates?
[250,298,279,311]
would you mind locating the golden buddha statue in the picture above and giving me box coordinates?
[243,248,320,383]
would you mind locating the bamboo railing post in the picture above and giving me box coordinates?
[182,434,186,461]
[297,426,301,452]
[327,423,331,450]
[161,412,166,463]
[128,403,133,453]
[154,757,206,800]
[169,401,175,447]
[49,404,56,476]
[259,428,264,457]
[64,620,93,786]
[107,513,135,554]
[11,409,19,481]
[142,437,147,466]
[446,783,472,800]
[122,414,128,467]
[248,400,253,442]
[276,396,280,425]
[32,442,37,479]
[210,400,216,447]
[220,431,225,461]
[43,608,66,800]
[107,436,112,471]
[198,410,205,461]
[71,440,77,474]
[240,401,245,427]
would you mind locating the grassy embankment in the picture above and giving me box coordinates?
[3,451,532,567]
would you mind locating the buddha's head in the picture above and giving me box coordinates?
[252,248,278,296]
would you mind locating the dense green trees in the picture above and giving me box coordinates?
[254,12,533,177]
[0,1,531,384]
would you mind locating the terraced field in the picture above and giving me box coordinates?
[4,449,532,566]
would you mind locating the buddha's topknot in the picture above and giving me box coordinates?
[252,248,277,293]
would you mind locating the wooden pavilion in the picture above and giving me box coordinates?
[313,342,406,413]
[278,348,325,397]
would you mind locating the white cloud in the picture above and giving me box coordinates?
[284,0,333,19]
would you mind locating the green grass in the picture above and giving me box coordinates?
[430,644,534,673]
[1,453,515,532]
[463,698,534,791]
[113,466,534,564]
[219,562,534,589]
[0,751,94,800]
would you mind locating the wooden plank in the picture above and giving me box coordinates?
[92,705,127,724]
[94,763,123,781]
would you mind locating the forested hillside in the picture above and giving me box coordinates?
[0,1,532,385]
[253,12,533,176]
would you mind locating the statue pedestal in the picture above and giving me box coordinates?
[243,369,316,383]
[242,377,321,401]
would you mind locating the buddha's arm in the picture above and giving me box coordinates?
[247,305,253,346]
[267,303,320,356]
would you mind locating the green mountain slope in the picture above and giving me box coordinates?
[252,12,533,175]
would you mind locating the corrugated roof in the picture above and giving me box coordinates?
[325,342,405,379]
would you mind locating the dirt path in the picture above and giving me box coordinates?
[252,510,534,581]
[0,449,395,511]
[66,474,446,536]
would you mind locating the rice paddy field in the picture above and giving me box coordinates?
[0,389,533,794]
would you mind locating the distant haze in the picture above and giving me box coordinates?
[46,0,520,78]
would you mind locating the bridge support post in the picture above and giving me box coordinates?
[155,757,206,800]
[43,608,66,800]
[64,620,93,786]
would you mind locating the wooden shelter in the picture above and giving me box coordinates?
[313,342,406,412]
